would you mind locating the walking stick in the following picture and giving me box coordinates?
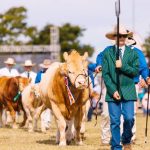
[145,85,150,143]
[115,0,120,60]
[115,0,121,91]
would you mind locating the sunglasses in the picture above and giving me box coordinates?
[114,34,128,38]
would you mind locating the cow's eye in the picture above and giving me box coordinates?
[68,71,74,74]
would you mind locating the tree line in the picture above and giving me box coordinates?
[0,6,94,60]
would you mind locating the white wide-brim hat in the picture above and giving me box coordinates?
[105,24,133,40]
[39,59,51,68]
[22,60,35,67]
[4,58,16,65]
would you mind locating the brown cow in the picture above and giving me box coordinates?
[38,50,90,145]
[0,76,31,128]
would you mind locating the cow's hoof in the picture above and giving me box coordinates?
[81,133,86,141]
[76,141,83,145]
[59,141,66,146]
[67,140,72,145]
[55,141,59,145]
[12,124,19,129]
[41,128,46,133]
[19,122,25,127]
[28,128,34,133]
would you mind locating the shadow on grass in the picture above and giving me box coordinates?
[36,136,56,145]
[36,136,77,146]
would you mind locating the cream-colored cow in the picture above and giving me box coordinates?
[39,50,89,146]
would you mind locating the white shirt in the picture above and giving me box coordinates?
[0,67,19,77]
[21,71,36,84]
[119,46,125,58]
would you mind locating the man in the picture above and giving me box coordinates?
[125,32,149,142]
[35,59,51,83]
[101,25,139,150]
[94,29,150,146]
[35,59,52,131]
[21,60,36,84]
[0,57,19,77]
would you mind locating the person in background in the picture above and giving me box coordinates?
[142,91,150,116]
[125,31,149,142]
[89,55,111,145]
[35,59,51,83]
[87,63,96,122]
[137,83,145,109]
[21,60,36,84]
[0,57,19,77]
[35,59,52,131]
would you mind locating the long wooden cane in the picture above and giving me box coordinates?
[145,85,150,143]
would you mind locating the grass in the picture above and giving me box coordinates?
[0,113,150,150]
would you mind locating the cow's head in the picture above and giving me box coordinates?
[16,76,31,92]
[61,50,89,89]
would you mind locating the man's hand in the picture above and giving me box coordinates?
[113,91,121,100]
[116,59,122,68]
[139,79,147,88]
[95,66,102,73]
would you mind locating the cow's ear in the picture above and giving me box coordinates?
[59,63,67,75]
[83,60,89,68]
[82,52,88,60]
[63,52,68,61]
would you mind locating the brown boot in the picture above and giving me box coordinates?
[123,144,132,150]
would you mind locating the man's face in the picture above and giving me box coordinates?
[114,34,127,47]
[6,64,14,69]
[24,66,32,72]
[43,68,48,72]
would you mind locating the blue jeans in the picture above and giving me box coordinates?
[108,100,134,150]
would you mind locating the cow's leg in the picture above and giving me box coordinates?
[0,104,3,127]
[20,109,27,127]
[56,128,60,144]
[23,106,34,132]
[6,102,18,129]
[66,119,74,145]
[33,104,46,131]
[6,111,13,124]
[2,109,7,126]
[19,102,27,127]
[80,105,86,140]
[74,106,84,145]
[50,101,66,146]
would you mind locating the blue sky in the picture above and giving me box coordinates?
[1,0,150,61]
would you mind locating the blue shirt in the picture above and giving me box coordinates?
[35,70,45,83]
[88,63,97,87]
[132,47,149,83]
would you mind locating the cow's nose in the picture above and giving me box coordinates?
[78,80,85,85]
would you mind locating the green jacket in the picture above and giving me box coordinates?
[102,45,139,102]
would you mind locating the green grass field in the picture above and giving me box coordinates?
[0,113,150,150]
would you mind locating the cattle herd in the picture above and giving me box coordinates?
[0,50,91,146]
